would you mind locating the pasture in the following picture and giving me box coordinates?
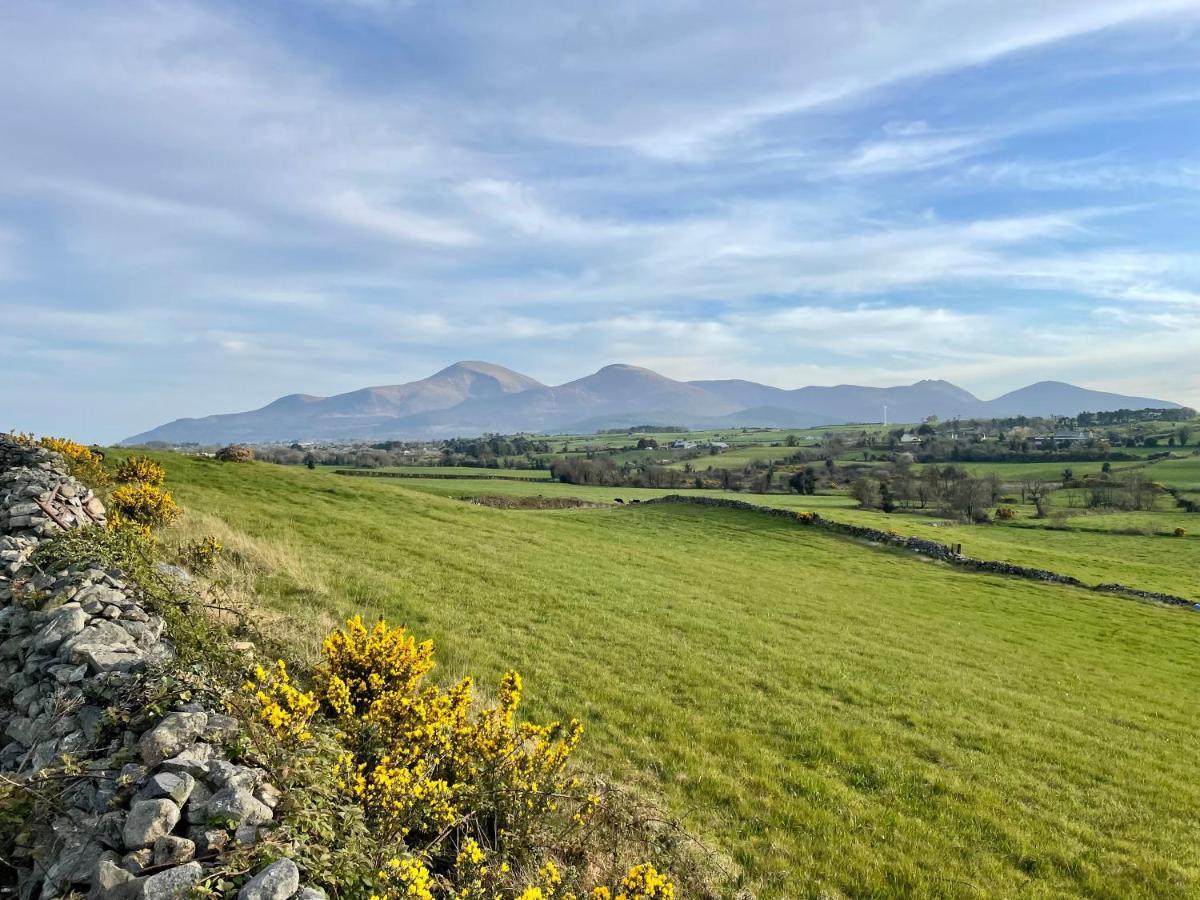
[137,453,1200,898]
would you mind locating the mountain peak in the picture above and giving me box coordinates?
[121,363,1183,445]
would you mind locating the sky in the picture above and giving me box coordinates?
[2,1,1199,443]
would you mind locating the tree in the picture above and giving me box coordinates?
[1061,468,1074,486]
[1025,479,1049,518]
[851,476,882,509]
[1179,427,1192,446]
[945,477,992,522]
[303,452,317,470]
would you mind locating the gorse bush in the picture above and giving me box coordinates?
[36,435,110,488]
[108,482,180,529]
[238,616,680,900]
[181,535,224,573]
[115,454,166,485]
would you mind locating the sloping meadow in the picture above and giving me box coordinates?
[139,452,1200,898]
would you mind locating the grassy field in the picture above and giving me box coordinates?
[333,472,1200,599]
[353,465,553,479]
[135,453,1200,898]
[1146,455,1200,489]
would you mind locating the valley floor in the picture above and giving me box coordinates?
[148,455,1199,898]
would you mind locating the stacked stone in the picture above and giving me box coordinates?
[0,436,319,900]
[0,442,106,538]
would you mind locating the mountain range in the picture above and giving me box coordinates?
[121,361,1183,445]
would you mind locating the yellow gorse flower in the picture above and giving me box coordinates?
[244,659,318,744]
[115,455,166,485]
[108,482,179,528]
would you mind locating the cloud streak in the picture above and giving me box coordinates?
[0,0,1199,440]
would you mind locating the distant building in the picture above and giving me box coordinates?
[899,433,922,444]
[707,441,729,449]
[1039,430,1095,446]
[670,440,698,450]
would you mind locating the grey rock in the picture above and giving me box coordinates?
[31,739,60,770]
[152,835,196,866]
[160,743,215,777]
[187,827,229,855]
[237,859,299,900]
[140,861,203,899]
[42,833,104,892]
[234,823,259,846]
[135,772,195,806]
[122,799,181,849]
[206,785,273,827]
[62,619,137,657]
[119,850,153,874]
[33,604,88,651]
[90,854,137,900]
[139,712,208,765]
[295,890,326,900]
[12,684,39,709]
[255,781,281,810]
[79,645,146,673]
[5,715,40,747]
[154,562,191,584]
[183,781,211,824]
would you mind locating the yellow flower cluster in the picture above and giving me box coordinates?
[334,751,457,841]
[371,857,435,900]
[37,435,109,488]
[320,615,437,717]
[108,482,179,529]
[588,865,674,900]
[115,454,166,485]
[315,617,587,874]
[244,660,319,745]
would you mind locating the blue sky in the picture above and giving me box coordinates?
[2,0,1199,442]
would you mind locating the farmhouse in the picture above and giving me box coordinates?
[670,439,698,449]
[1042,429,1096,446]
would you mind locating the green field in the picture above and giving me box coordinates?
[338,473,1200,599]
[354,465,553,479]
[139,453,1200,898]
[1146,455,1200,489]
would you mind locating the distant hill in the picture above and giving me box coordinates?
[979,381,1178,418]
[122,361,544,444]
[122,362,1183,444]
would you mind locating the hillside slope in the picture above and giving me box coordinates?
[148,453,1200,898]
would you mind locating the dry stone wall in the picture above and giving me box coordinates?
[0,437,319,900]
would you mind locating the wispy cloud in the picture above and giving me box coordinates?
[1,0,1199,440]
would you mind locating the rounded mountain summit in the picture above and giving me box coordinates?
[122,363,1180,445]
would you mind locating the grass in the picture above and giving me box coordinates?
[1145,455,1200,489]
[344,473,1200,599]
[349,465,553,479]
[131,452,1200,898]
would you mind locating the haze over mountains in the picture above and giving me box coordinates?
[122,361,1182,445]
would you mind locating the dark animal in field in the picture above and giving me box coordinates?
[614,498,624,504]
